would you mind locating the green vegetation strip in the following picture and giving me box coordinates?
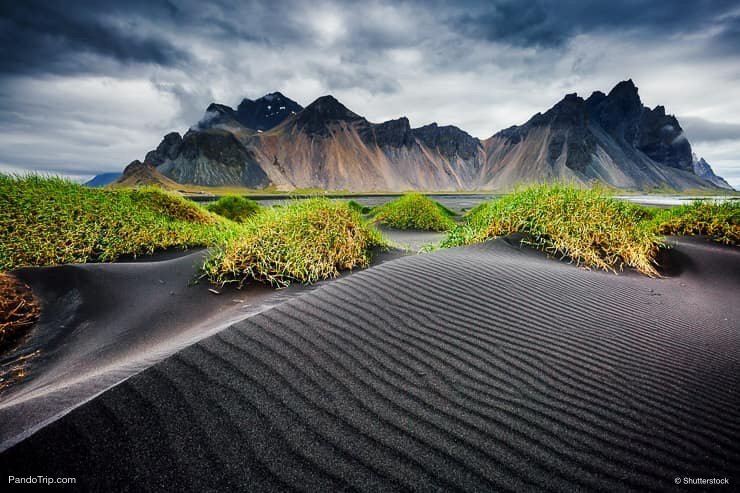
[0,176,386,288]
[371,193,456,231]
[0,176,238,271]
[204,198,385,287]
[207,195,261,222]
[442,183,738,276]
[2,177,736,285]
[652,201,739,245]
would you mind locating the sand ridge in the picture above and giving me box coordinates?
[0,237,738,491]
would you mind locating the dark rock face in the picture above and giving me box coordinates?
[492,79,708,180]
[373,117,413,148]
[411,123,481,160]
[121,159,152,176]
[500,93,596,173]
[582,80,693,171]
[133,83,730,191]
[196,104,242,129]
[236,92,303,131]
[194,93,302,132]
[177,130,245,166]
[693,155,734,190]
[292,95,365,136]
[157,129,270,188]
[637,106,693,171]
[587,79,643,141]
[144,132,182,166]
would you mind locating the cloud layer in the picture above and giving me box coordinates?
[1,0,739,186]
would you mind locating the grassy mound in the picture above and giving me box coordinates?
[372,193,456,231]
[207,195,261,222]
[0,273,39,353]
[127,186,217,224]
[204,198,385,287]
[0,175,230,270]
[442,184,662,276]
[653,201,739,245]
[347,200,373,215]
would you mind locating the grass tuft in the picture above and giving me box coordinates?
[372,193,456,231]
[347,200,373,215]
[652,200,739,245]
[0,273,40,353]
[0,175,232,270]
[128,186,217,224]
[442,183,663,276]
[207,195,261,222]
[204,198,386,287]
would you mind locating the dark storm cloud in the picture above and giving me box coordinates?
[712,13,740,55]
[3,0,738,77]
[682,117,740,143]
[0,0,331,77]
[310,61,402,95]
[443,0,740,48]
[0,0,739,186]
[0,0,192,75]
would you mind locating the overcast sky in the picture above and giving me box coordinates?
[1,0,739,186]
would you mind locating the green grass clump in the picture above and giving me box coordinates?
[128,186,217,224]
[347,200,373,215]
[204,198,386,287]
[442,183,662,276]
[653,200,739,245]
[372,193,456,231]
[0,175,233,270]
[207,195,261,222]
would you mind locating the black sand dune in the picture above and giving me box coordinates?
[1,237,739,491]
[0,250,308,450]
[377,225,446,252]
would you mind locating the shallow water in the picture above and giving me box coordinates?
[249,193,736,212]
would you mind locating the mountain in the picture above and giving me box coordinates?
[479,80,717,190]
[85,172,121,187]
[249,95,485,190]
[112,160,181,188]
[692,154,733,190]
[192,93,303,132]
[235,92,303,131]
[134,83,730,191]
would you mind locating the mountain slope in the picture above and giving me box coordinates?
[85,172,121,187]
[479,81,719,190]
[138,83,729,191]
[236,92,303,131]
[112,160,181,188]
[692,154,733,190]
[248,96,484,191]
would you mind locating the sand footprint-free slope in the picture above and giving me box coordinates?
[1,237,739,492]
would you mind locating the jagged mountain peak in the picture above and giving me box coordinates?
[412,122,481,160]
[608,79,639,97]
[601,79,642,115]
[197,93,303,132]
[289,95,365,136]
[693,154,734,190]
[206,103,234,114]
[115,160,179,188]
[136,79,731,192]
[235,92,303,131]
[302,95,362,119]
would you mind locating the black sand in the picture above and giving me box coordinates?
[0,250,305,450]
[1,236,739,491]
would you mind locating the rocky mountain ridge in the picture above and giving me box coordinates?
[113,81,732,191]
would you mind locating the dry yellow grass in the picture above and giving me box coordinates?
[1,274,40,353]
